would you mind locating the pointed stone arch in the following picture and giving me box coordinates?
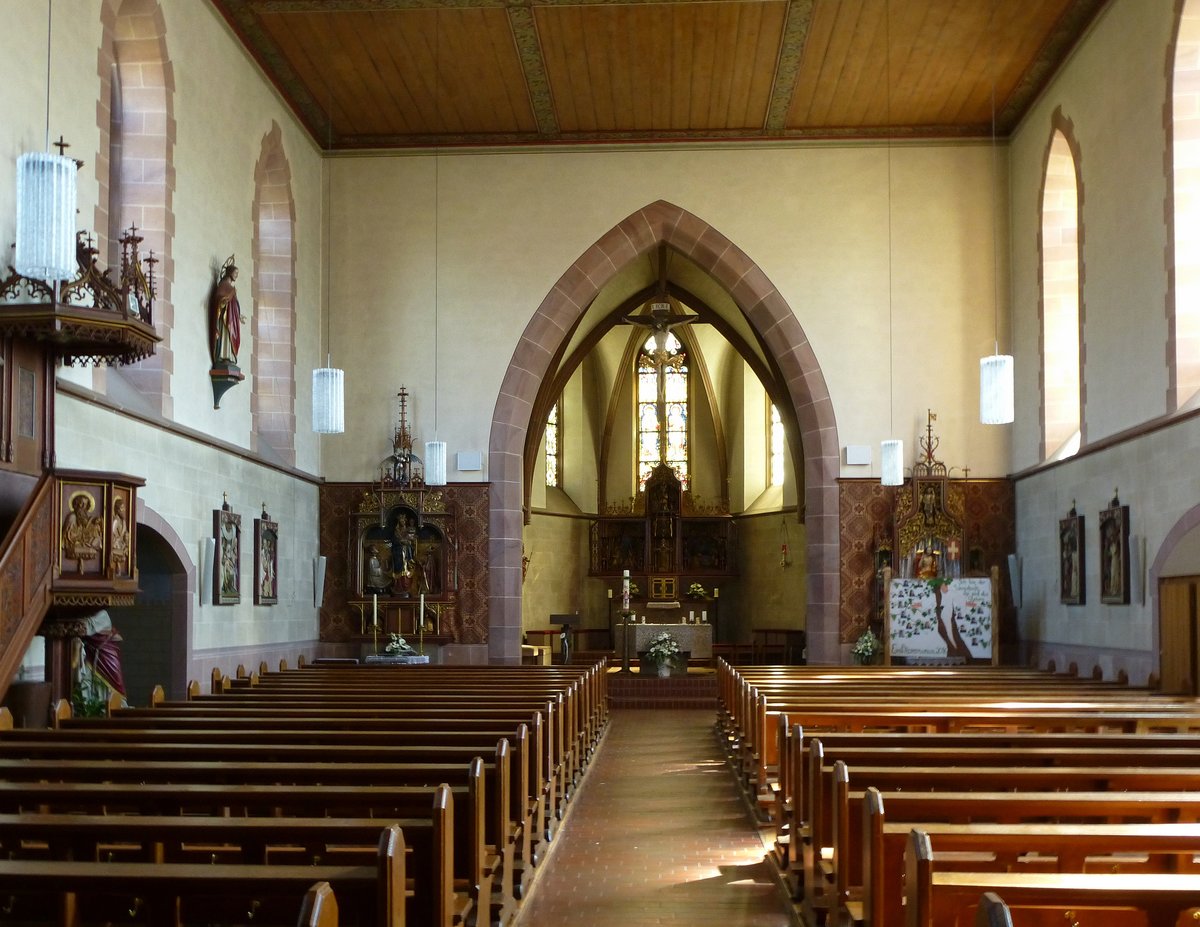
[488,200,840,664]
[251,123,297,465]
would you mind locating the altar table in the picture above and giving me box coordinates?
[615,622,713,660]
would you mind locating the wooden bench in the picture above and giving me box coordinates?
[299,881,339,927]
[808,758,1200,922]
[0,799,460,925]
[905,828,1200,927]
[0,719,544,885]
[864,792,1200,927]
[0,823,404,927]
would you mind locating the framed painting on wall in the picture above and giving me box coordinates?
[1059,508,1084,606]
[254,505,278,606]
[1100,496,1130,605]
[213,498,241,606]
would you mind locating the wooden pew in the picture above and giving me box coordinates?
[864,792,1200,927]
[298,881,339,927]
[973,893,1011,927]
[70,703,563,849]
[0,774,483,925]
[904,828,1200,927]
[119,698,571,819]
[0,721,542,891]
[0,823,404,927]
[809,758,1200,922]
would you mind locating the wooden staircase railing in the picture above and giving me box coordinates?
[0,473,56,703]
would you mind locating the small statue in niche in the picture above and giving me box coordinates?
[110,497,130,576]
[392,515,417,574]
[364,544,392,594]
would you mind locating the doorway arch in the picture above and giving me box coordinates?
[108,501,192,701]
[487,200,840,664]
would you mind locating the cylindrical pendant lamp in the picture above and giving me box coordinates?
[424,440,447,486]
[15,151,76,282]
[979,353,1015,424]
[312,364,344,434]
[881,439,904,486]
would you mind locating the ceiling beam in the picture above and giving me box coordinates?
[763,0,814,133]
[506,0,559,137]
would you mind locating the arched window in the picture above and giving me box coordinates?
[1171,0,1200,409]
[1040,121,1083,460]
[252,125,297,465]
[545,399,560,488]
[769,404,784,487]
[637,332,688,489]
[103,0,177,415]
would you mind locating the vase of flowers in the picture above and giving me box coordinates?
[851,628,882,665]
[687,582,709,600]
[645,630,681,677]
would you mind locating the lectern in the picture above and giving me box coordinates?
[550,613,581,664]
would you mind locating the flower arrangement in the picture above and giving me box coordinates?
[645,630,681,667]
[851,628,881,663]
[628,581,640,596]
[687,582,708,599]
[384,633,416,656]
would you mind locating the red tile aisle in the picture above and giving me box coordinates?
[514,709,795,926]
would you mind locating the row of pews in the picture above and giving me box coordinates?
[0,656,608,927]
[717,662,1200,926]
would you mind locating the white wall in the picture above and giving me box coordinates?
[0,1,327,668]
[1007,0,1186,682]
[325,143,1011,486]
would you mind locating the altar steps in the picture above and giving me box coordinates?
[607,668,717,710]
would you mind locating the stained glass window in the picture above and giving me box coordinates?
[637,332,688,490]
[545,400,560,488]
[770,404,784,487]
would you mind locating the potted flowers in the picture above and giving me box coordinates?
[687,582,709,599]
[851,628,882,665]
[644,630,682,677]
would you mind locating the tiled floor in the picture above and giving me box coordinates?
[515,709,796,926]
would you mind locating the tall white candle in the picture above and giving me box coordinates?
[702,609,707,623]
[621,569,630,611]
[419,592,425,628]
[373,593,378,626]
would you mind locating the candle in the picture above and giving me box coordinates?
[689,610,695,623]
[419,592,425,628]
[373,593,378,627]
[607,589,613,599]
[622,569,630,612]
[713,587,719,599]
[702,610,707,623]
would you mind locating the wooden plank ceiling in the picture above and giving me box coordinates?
[210,0,1108,150]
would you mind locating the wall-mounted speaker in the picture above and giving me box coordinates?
[313,555,327,607]
[1130,535,1146,606]
[199,537,215,605]
[1007,553,1022,609]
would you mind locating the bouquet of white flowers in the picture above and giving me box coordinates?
[645,630,681,667]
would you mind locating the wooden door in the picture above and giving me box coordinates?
[1159,576,1199,694]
